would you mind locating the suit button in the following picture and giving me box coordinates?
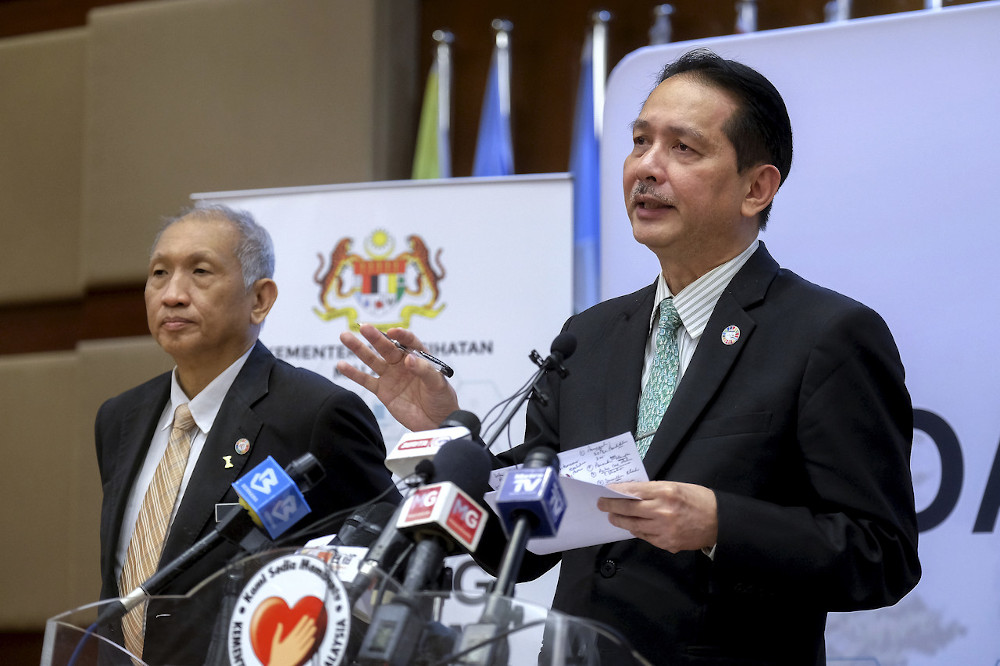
[599,559,617,578]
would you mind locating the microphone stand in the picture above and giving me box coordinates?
[483,345,570,450]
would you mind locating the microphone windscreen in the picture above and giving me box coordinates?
[439,409,482,440]
[523,446,560,472]
[550,332,577,361]
[335,501,398,548]
[431,438,492,499]
[283,453,326,492]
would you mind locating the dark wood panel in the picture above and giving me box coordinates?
[0,0,160,38]
[0,286,147,355]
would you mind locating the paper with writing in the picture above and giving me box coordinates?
[484,432,647,555]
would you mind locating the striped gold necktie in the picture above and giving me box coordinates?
[119,403,196,658]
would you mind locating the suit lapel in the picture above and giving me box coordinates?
[159,343,273,564]
[642,244,779,479]
[603,284,658,439]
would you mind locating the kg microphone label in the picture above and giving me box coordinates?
[445,492,485,548]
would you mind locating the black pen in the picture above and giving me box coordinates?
[381,331,454,378]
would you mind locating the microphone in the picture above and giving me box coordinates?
[356,438,492,666]
[112,454,323,616]
[484,333,576,448]
[530,331,577,378]
[395,440,492,588]
[454,447,564,666]
[332,501,399,548]
[232,454,320,538]
[344,413,481,606]
[492,447,565,595]
[385,409,482,478]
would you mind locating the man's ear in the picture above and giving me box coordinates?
[250,278,278,325]
[741,163,782,218]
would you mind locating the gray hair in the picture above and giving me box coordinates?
[153,204,275,291]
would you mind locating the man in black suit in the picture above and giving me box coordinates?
[338,49,920,664]
[96,205,397,663]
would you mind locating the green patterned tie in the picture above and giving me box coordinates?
[636,297,681,458]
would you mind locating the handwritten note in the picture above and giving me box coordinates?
[557,432,647,485]
[489,432,647,489]
[484,432,647,554]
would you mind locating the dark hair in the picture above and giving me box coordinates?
[656,48,793,229]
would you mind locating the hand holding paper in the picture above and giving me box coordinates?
[485,432,648,554]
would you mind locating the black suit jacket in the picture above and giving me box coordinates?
[498,244,920,665]
[95,341,397,663]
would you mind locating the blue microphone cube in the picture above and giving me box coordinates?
[232,456,311,539]
[496,466,566,538]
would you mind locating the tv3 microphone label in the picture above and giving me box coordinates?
[511,474,544,493]
[265,494,300,522]
[249,467,280,496]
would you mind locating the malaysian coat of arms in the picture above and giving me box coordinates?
[313,230,446,331]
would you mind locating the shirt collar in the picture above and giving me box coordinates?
[166,346,255,434]
[650,239,759,339]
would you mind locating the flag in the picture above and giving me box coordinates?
[412,31,452,179]
[412,65,443,178]
[472,21,514,177]
[735,0,757,33]
[570,13,609,313]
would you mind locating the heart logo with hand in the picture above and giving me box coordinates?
[250,596,327,666]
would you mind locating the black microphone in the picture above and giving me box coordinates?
[103,454,324,624]
[440,409,483,438]
[531,331,577,378]
[454,447,565,666]
[484,333,577,448]
[356,438,492,666]
[332,501,399,548]
[345,412,482,606]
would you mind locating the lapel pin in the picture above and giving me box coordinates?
[721,325,741,346]
[235,438,251,455]
[223,455,234,469]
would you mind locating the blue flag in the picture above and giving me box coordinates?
[570,37,600,313]
[473,47,514,177]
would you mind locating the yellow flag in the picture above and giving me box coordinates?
[412,65,440,179]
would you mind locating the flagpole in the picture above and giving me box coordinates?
[591,11,610,146]
[433,29,454,178]
[824,0,851,22]
[735,0,757,33]
[492,18,513,156]
[649,4,675,45]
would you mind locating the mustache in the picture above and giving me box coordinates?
[630,181,675,207]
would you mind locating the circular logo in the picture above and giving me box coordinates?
[229,554,351,666]
[721,325,741,346]
[235,438,251,455]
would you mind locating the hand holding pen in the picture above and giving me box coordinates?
[336,324,460,432]
[379,330,454,378]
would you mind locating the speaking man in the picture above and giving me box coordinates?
[337,49,921,664]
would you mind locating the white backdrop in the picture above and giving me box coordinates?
[195,177,573,644]
[196,175,574,452]
[600,3,1000,664]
